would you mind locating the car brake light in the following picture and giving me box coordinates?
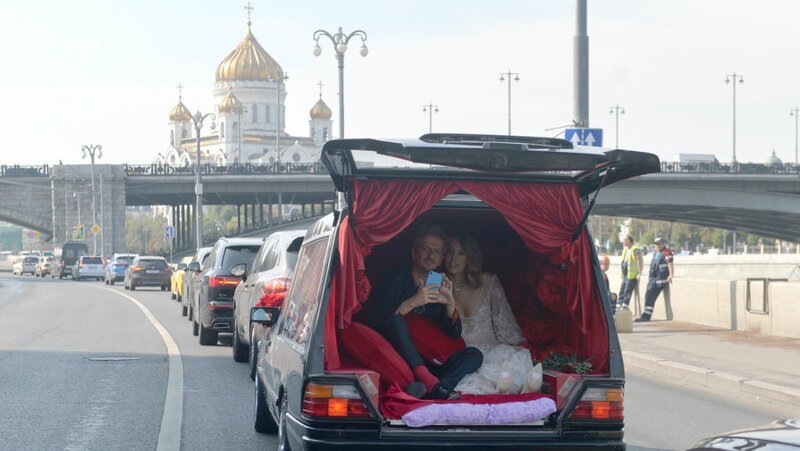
[131,266,141,272]
[256,278,290,307]
[209,275,241,288]
[302,383,372,419]
[568,387,624,420]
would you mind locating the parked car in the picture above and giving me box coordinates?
[250,134,660,448]
[182,246,213,319]
[13,256,38,276]
[231,229,305,379]
[104,253,138,285]
[170,256,193,301]
[34,256,54,277]
[54,242,89,279]
[190,237,264,345]
[72,255,105,281]
[688,419,800,450]
[124,256,171,291]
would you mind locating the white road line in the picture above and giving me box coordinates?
[93,286,183,451]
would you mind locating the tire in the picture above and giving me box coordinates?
[109,279,114,286]
[249,327,259,380]
[177,292,182,304]
[192,319,199,336]
[254,379,278,433]
[130,282,136,291]
[171,291,176,300]
[188,305,193,322]
[277,396,290,450]
[181,305,187,317]
[232,319,249,363]
[198,322,218,346]
[161,285,168,291]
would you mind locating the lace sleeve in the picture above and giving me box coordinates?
[487,274,526,345]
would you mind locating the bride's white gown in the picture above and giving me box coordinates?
[454,274,536,395]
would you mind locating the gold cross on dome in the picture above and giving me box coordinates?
[317,81,324,97]
[244,2,254,25]
[176,83,184,99]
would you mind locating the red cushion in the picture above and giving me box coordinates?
[340,322,413,388]
[405,313,466,366]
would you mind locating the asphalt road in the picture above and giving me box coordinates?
[0,273,791,450]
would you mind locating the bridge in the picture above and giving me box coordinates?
[0,160,798,256]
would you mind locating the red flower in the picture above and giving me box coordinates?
[355,271,372,302]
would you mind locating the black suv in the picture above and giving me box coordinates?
[251,134,660,449]
[191,237,264,346]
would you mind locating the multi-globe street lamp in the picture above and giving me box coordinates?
[500,70,520,135]
[188,111,216,252]
[609,105,625,148]
[422,103,439,133]
[791,107,799,166]
[81,144,102,255]
[725,73,744,165]
[312,27,369,139]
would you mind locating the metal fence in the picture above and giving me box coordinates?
[660,161,799,175]
[0,165,50,177]
[123,162,328,176]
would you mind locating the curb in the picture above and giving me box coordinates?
[622,350,800,406]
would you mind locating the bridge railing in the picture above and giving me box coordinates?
[0,165,50,177]
[123,161,328,176]
[660,161,799,174]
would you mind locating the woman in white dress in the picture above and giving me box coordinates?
[446,234,541,395]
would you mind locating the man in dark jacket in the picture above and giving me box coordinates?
[371,225,482,400]
[637,237,674,322]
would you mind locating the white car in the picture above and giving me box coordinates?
[13,256,38,275]
[72,255,105,281]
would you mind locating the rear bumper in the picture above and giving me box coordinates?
[200,300,233,331]
[130,275,170,286]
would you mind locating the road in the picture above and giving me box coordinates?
[0,273,792,450]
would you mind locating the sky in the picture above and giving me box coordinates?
[2,0,800,166]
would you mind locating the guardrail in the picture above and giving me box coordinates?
[660,161,799,174]
[123,162,328,176]
[0,165,50,177]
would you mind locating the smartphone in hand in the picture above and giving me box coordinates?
[425,271,443,291]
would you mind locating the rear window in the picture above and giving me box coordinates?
[24,257,38,263]
[139,259,167,269]
[82,257,103,264]
[220,245,261,273]
[286,237,304,270]
[115,256,135,264]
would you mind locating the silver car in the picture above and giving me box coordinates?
[72,255,105,281]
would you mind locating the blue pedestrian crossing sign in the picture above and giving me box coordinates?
[565,128,603,147]
[165,226,176,239]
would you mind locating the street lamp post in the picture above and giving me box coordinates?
[313,27,369,139]
[791,107,799,166]
[725,73,744,165]
[609,105,625,148]
[81,144,102,255]
[499,70,520,135]
[188,111,216,252]
[422,103,439,133]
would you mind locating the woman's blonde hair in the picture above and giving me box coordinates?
[449,234,483,289]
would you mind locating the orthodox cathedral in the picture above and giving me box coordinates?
[156,16,334,167]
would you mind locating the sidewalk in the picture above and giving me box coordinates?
[618,320,800,408]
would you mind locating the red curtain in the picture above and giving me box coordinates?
[324,178,608,372]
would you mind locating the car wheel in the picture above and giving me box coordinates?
[109,278,114,286]
[232,319,249,363]
[277,396,290,450]
[254,379,278,433]
[181,304,187,317]
[161,285,168,291]
[198,322,218,346]
[187,305,193,321]
[171,291,176,300]
[192,319,199,336]
[176,292,182,304]
[249,327,258,381]
[130,282,136,291]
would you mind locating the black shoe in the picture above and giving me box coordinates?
[425,383,461,401]
[404,381,427,398]
[634,317,650,322]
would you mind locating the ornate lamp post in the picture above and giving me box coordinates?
[725,73,744,165]
[500,70,520,135]
[188,111,216,252]
[313,27,369,139]
[422,103,439,133]
[81,144,102,255]
[609,105,625,148]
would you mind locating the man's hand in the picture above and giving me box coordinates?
[396,280,442,316]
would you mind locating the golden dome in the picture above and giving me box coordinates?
[169,98,192,122]
[310,97,332,120]
[216,25,284,83]
[218,89,244,114]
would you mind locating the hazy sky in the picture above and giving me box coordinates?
[2,0,800,165]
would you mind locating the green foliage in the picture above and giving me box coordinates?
[542,351,593,375]
[125,212,168,254]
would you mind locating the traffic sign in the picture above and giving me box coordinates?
[165,226,176,239]
[91,225,101,235]
[73,225,85,241]
[565,128,603,147]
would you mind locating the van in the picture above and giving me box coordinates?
[54,242,89,279]
[251,134,660,449]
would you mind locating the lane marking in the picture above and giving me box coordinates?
[93,285,183,451]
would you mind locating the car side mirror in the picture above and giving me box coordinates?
[178,263,187,271]
[251,306,280,327]
[230,263,248,280]
[187,262,200,272]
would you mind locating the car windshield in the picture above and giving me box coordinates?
[24,257,38,263]
[220,245,261,273]
[82,257,103,264]
[138,259,167,269]
[116,256,135,263]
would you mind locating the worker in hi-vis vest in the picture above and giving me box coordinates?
[617,234,643,310]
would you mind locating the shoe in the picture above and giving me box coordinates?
[425,383,461,401]
[634,317,650,322]
[404,381,427,398]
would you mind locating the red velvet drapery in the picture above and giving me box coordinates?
[324,178,608,372]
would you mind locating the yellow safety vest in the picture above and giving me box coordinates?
[621,244,641,279]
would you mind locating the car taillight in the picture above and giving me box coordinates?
[302,383,372,419]
[256,278,289,307]
[208,275,241,287]
[568,387,624,420]
[131,266,141,272]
